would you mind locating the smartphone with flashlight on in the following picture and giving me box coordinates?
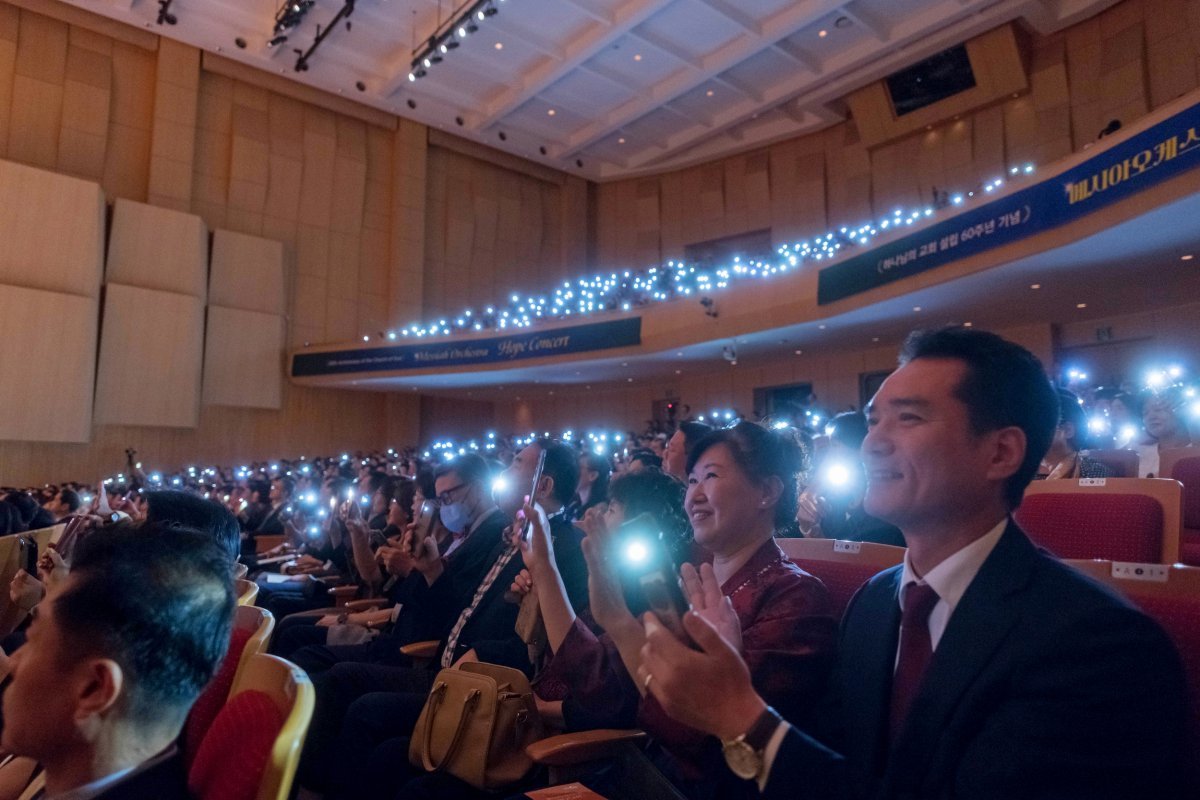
[521,449,548,542]
[613,513,690,640]
[409,499,436,556]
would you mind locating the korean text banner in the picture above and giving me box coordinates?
[818,102,1200,305]
[291,317,642,377]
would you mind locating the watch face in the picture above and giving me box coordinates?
[723,740,762,781]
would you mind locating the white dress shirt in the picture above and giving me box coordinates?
[895,518,1007,659]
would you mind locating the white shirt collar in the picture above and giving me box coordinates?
[899,518,1008,620]
[46,745,177,800]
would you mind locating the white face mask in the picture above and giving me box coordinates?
[439,500,470,533]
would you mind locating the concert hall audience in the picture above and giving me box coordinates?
[2,328,1199,800]
[401,425,837,800]
[637,327,1190,798]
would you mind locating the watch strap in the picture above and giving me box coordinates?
[742,705,783,751]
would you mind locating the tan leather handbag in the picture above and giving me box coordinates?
[409,661,543,790]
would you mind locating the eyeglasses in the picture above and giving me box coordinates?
[433,483,468,506]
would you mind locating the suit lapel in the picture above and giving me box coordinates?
[840,566,903,777]
[885,521,1039,788]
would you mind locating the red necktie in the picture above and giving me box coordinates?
[889,582,940,741]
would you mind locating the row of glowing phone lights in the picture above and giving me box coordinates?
[1065,364,1200,443]
[356,165,1036,343]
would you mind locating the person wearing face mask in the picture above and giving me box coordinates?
[295,442,590,799]
[285,455,506,678]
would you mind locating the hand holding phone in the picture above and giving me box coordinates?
[410,500,436,555]
[613,513,690,642]
[521,449,547,543]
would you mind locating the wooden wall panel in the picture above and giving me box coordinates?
[148,38,199,210]
[0,284,96,442]
[57,43,110,181]
[208,229,285,314]
[202,305,284,409]
[93,283,204,427]
[0,7,14,156]
[0,158,104,297]
[106,199,208,298]
[102,40,154,201]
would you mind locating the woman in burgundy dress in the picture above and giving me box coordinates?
[517,423,835,800]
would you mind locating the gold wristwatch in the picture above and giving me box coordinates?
[722,705,783,781]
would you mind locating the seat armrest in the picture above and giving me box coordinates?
[327,585,359,606]
[343,599,386,612]
[526,729,647,767]
[399,640,439,659]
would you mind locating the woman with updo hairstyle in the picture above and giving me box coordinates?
[495,423,837,800]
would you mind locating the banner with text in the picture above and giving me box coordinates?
[291,317,642,377]
[818,101,1200,304]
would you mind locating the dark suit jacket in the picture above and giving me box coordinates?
[397,507,511,643]
[766,521,1190,800]
[444,514,589,672]
[92,750,190,800]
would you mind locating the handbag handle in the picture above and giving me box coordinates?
[419,682,482,773]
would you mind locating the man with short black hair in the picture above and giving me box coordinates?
[3,523,235,799]
[43,489,82,523]
[639,327,1189,799]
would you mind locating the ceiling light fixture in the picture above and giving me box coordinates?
[410,0,502,81]
[1076,303,1088,308]
[818,29,828,37]
[634,53,643,61]
[272,0,314,39]
[1183,254,1194,261]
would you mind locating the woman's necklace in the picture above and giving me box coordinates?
[726,553,785,598]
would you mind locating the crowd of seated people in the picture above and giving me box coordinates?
[0,329,1194,799]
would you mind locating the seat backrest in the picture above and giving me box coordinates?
[1081,449,1140,478]
[26,523,63,554]
[777,538,906,621]
[1016,478,1183,563]
[1066,560,1200,768]
[189,654,314,800]
[236,578,259,606]
[233,605,276,683]
[234,562,250,580]
[184,626,256,768]
[1161,449,1200,530]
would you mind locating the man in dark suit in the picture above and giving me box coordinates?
[639,327,1190,799]
[2,523,235,799]
[297,439,590,797]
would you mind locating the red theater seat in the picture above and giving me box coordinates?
[188,653,314,800]
[1067,560,1200,775]
[777,538,906,621]
[1160,449,1200,566]
[1015,478,1182,564]
[184,606,276,767]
